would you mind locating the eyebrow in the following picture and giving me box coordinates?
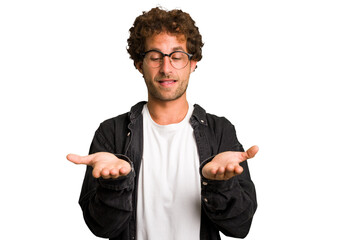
[147,46,186,52]
[172,46,186,51]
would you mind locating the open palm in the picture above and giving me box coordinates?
[202,146,259,180]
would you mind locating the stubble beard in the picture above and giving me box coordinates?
[145,76,189,102]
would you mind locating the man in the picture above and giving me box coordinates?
[67,7,258,240]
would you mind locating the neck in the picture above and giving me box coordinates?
[147,94,189,125]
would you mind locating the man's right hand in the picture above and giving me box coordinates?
[66,152,131,179]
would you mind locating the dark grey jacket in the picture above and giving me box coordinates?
[79,102,257,240]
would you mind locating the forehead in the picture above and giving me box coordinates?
[145,32,187,51]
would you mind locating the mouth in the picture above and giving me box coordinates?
[157,79,177,87]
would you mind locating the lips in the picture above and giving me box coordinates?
[157,79,177,86]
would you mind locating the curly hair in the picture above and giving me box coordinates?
[127,7,204,67]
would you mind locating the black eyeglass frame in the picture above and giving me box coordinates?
[140,50,193,69]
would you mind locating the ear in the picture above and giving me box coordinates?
[190,60,198,72]
[136,61,143,74]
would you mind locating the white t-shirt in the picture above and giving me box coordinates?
[136,103,201,240]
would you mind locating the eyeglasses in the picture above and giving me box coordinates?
[141,50,193,69]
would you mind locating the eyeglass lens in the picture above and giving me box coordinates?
[144,51,190,69]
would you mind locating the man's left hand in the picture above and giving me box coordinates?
[202,145,259,181]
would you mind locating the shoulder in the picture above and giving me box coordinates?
[193,104,242,152]
[99,112,129,131]
[193,104,234,130]
[98,101,146,133]
[92,113,129,150]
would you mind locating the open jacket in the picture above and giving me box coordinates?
[79,102,257,240]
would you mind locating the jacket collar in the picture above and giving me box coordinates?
[192,104,208,126]
[128,101,147,122]
[128,101,208,126]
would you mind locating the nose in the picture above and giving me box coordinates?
[159,56,173,74]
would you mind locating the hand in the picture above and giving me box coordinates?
[202,145,259,181]
[66,152,131,179]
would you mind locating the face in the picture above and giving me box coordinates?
[136,32,197,102]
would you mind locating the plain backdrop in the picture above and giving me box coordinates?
[1,0,359,239]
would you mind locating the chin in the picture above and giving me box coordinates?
[151,92,186,102]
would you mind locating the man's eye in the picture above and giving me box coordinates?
[150,57,162,62]
[171,53,185,61]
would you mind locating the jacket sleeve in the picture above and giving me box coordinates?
[78,123,135,238]
[200,120,257,238]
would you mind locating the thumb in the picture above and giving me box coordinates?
[66,153,93,165]
[245,145,259,159]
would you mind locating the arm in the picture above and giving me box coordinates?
[200,123,258,238]
[67,126,134,238]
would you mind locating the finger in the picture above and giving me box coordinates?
[119,166,131,176]
[239,145,259,162]
[215,167,225,180]
[110,168,119,175]
[225,164,235,172]
[66,153,93,165]
[225,164,235,173]
[246,145,259,159]
[210,167,218,175]
[234,165,243,175]
[224,165,235,180]
[101,168,111,179]
[201,163,219,180]
[92,167,102,178]
[110,168,120,178]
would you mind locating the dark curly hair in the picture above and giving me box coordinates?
[127,7,204,67]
